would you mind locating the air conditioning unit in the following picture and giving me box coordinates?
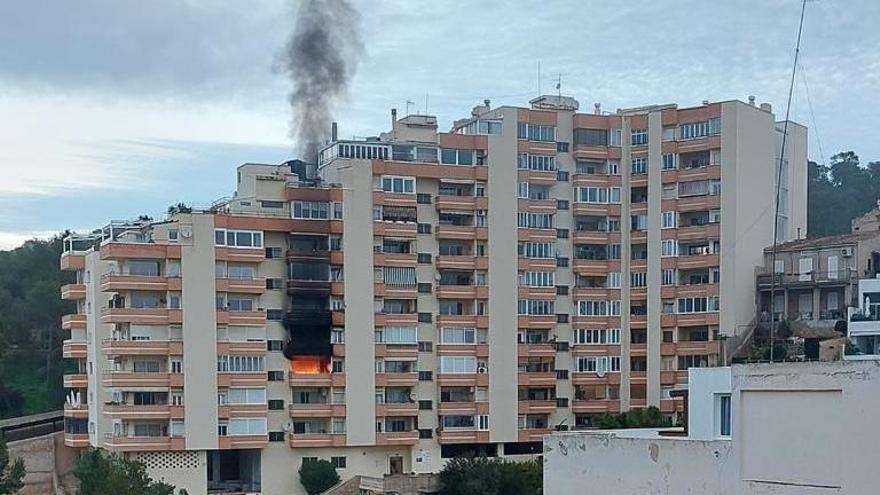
[841,247,854,257]
[477,366,488,374]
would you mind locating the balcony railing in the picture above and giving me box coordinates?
[757,269,853,286]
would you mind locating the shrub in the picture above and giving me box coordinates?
[298,459,340,495]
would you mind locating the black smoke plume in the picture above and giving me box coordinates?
[282,0,363,170]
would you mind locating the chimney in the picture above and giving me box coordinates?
[748,95,756,106]
[390,108,397,139]
[331,122,338,142]
[483,99,491,109]
[594,103,601,115]
[760,102,772,113]
[702,100,710,106]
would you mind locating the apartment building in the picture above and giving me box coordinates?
[60,94,806,494]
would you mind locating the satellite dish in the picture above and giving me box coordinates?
[282,422,292,432]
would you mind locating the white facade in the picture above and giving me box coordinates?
[545,361,880,495]
[846,278,880,358]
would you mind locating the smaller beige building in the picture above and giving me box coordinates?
[544,360,880,495]
[851,200,880,233]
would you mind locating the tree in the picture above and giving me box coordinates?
[807,152,880,236]
[0,436,25,494]
[298,459,339,495]
[438,457,541,495]
[166,203,193,216]
[74,448,174,495]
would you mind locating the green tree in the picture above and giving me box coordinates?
[166,203,193,216]
[438,457,541,495]
[74,448,174,495]
[298,459,339,495]
[0,436,25,494]
[807,152,880,236]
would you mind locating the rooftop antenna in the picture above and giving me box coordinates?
[405,100,415,115]
[424,93,429,115]
[769,0,808,363]
[556,73,562,98]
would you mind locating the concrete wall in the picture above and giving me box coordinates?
[544,431,736,495]
[84,251,112,446]
[180,213,219,450]
[687,367,731,440]
[10,432,79,495]
[487,107,519,441]
[135,450,207,495]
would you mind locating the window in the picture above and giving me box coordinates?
[269,432,285,442]
[519,271,555,287]
[228,417,267,436]
[661,239,678,257]
[576,356,621,373]
[556,285,569,295]
[662,153,676,170]
[419,371,433,381]
[440,148,477,166]
[266,278,283,290]
[631,271,647,287]
[709,209,721,223]
[267,371,284,381]
[440,327,479,344]
[574,328,621,345]
[518,300,555,315]
[662,211,676,229]
[517,153,556,171]
[267,309,284,321]
[577,300,621,316]
[677,296,720,314]
[517,212,554,229]
[417,193,432,204]
[518,123,556,142]
[556,142,570,152]
[440,356,477,374]
[573,128,609,146]
[330,456,347,469]
[290,201,334,219]
[679,118,721,140]
[217,355,265,373]
[518,242,555,259]
[607,272,621,289]
[417,223,432,234]
[215,229,263,248]
[376,326,417,345]
[557,200,569,210]
[226,388,267,405]
[631,157,647,175]
[267,340,283,351]
[575,187,621,204]
[381,175,415,194]
[631,128,648,145]
[662,269,676,286]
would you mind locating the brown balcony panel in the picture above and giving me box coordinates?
[288,404,346,418]
[216,310,266,326]
[104,404,173,420]
[217,404,268,418]
[61,284,86,300]
[376,403,419,417]
[101,274,175,292]
[100,243,180,260]
[375,373,419,387]
[571,373,621,385]
[63,340,87,359]
[374,344,419,359]
[217,372,266,388]
[571,399,620,414]
[63,373,88,388]
[102,339,180,356]
[104,435,184,452]
[217,341,267,355]
[101,308,182,325]
[214,247,265,263]
[218,435,268,450]
[437,373,489,387]
[437,430,490,444]
[517,372,557,387]
[517,344,556,358]
[518,429,551,442]
[517,400,556,415]
[63,433,89,448]
[62,314,87,330]
[60,253,85,271]
[216,278,267,294]
[63,404,89,419]
[289,433,346,448]
[103,372,172,388]
[376,431,419,446]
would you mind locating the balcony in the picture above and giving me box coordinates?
[100,274,178,292]
[217,435,268,450]
[102,339,182,356]
[571,399,620,414]
[437,429,490,444]
[376,431,419,445]
[217,372,266,388]
[517,343,557,358]
[101,307,183,325]
[375,373,419,387]
[100,242,180,261]
[756,269,854,288]
[63,373,87,388]
[102,371,180,388]
[436,225,487,241]
[288,403,346,418]
[376,402,419,417]
[517,371,557,387]
[60,284,86,300]
[288,373,345,388]
[103,434,185,452]
[437,373,489,387]
[518,428,552,442]
[677,223,720,241]
[61,314,86,330]
[288,432,346,448]
[63,404,88,419]
[60,252,86,271]
[104,404,183,420]
[215,277,266,294]
[517,400,556,414]
[63,340,87,359]
[63,433,89,448]
[216,309,266,326]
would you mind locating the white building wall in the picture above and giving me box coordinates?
[687,367,731,440]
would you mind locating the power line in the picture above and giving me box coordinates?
[769,0,808,363]
[798,61,827,167]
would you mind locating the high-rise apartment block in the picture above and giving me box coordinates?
[60,95,806,494]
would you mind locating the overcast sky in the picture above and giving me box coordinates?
[0,0,878,249]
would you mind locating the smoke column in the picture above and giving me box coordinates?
[282,0,363,171]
